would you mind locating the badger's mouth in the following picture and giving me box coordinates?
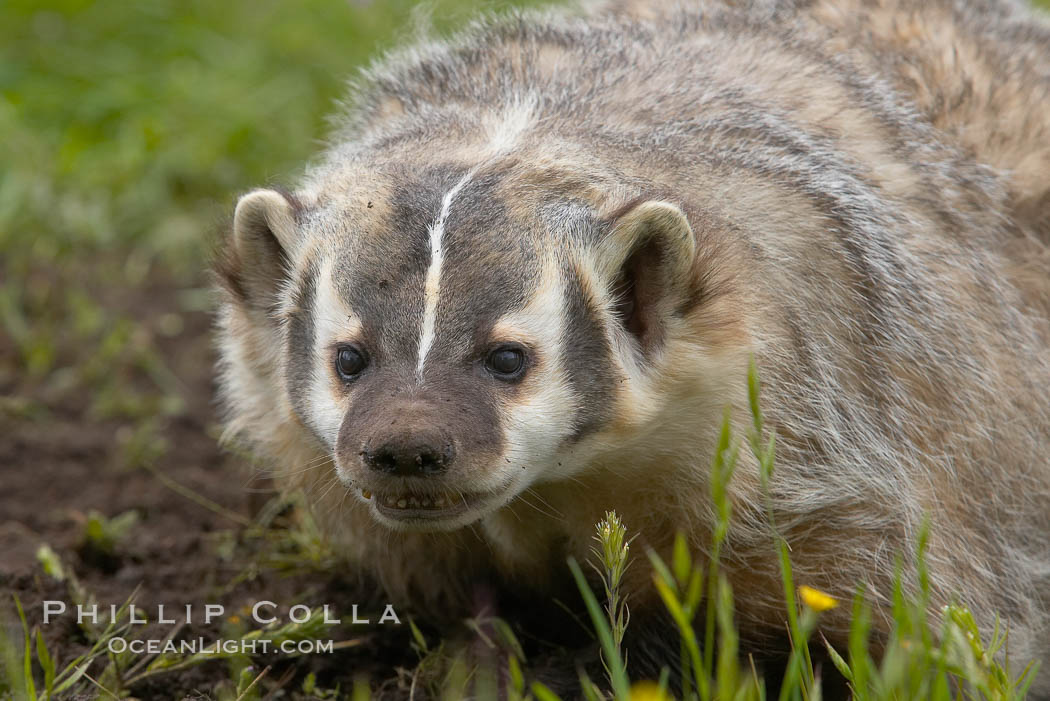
[356,487,498,529]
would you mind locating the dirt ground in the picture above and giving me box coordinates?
[0,271,432,699]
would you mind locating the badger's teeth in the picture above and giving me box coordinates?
[372,493,457,510]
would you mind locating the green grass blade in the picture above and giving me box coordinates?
[14,595,37,701]
[52,661,91,695]
[568,557,630,700]
[531,680,565,701]
[34,631,55,697]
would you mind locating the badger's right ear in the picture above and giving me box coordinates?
[217,189,300,311]
[594,200,698,352]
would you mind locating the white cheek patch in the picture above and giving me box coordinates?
[305,257,362,447]
[493,262,578,483]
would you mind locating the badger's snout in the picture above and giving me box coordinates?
[333,387,514,530]
[361,431,454,477]
[346,399,456,479]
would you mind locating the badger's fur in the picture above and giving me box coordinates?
[215,0,1050,689]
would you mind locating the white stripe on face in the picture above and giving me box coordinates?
[415,96,537,378]
[416,169,476,377]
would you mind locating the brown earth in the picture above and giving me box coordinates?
[0,271,431,699]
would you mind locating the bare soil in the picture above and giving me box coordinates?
[0,272,427,699]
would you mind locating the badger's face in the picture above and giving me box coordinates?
[219,164,705,532]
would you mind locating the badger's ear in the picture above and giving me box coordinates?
[218,189,300,311]
[596,200,697,351]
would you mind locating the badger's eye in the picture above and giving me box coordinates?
[485,346,526,380]
[335,345,368,381]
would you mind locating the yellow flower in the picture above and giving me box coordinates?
[799,585,838,612]
[630,680,672,701]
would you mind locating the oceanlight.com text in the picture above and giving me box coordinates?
[107,637,336,656]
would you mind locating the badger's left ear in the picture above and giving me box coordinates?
[595,200,697,350]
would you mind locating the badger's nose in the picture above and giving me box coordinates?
[362,436,454,477]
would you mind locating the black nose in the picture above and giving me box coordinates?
[362,439,454,477]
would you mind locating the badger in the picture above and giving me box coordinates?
[215,0,1050,690]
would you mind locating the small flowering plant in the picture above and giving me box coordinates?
[593,512,632,673]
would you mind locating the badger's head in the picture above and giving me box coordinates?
[217,161,739,533]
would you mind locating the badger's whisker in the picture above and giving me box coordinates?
[516,491,563,522]
[524,487,564,519]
